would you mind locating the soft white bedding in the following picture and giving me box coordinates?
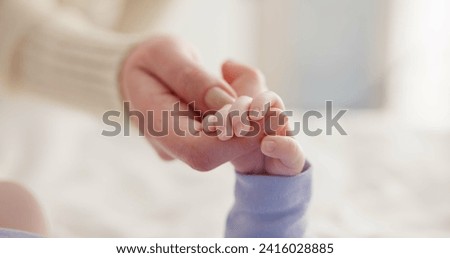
[0,93,449,237]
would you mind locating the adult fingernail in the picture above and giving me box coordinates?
[205,87,235,110]
[262,140,276,153]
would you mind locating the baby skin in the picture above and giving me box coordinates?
[217,93,312,236]
[206,60,307,177]
[210,61,311,237]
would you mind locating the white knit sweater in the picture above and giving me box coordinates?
[0,0,257,114]
[0,0,165,113]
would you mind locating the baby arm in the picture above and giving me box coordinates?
[206,89,312,237]
[226,162,311,237]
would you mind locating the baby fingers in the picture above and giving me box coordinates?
[229,96,253,137]
[261,135,305,176]
[249,91,285,120]
[216,104,233,141]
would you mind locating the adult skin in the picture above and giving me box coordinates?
[120,35,268,171]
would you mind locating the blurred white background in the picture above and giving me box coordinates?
[0,0,449,237]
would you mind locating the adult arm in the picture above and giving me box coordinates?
[0,0,137,113]
[0,1,257,168]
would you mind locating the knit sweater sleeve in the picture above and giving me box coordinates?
[0,0,139,113]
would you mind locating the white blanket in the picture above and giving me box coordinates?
[0,93,449,237]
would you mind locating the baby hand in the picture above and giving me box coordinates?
[204,91,305,176]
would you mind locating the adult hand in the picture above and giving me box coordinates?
[120,35,262,171]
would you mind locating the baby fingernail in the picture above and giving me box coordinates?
[249,108,262,120]
[205,87,235,110]
[262,141,276,153]
[208,115,218,123]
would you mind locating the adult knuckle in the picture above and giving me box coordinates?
[152,35,183,49]
[178,66,203,89]
[247,68,266,84]
[188,47,201,62]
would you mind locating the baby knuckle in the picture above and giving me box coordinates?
[284,138,299,154]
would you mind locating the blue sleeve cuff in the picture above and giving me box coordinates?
[225,162,312,238]
[0,228,40,238]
